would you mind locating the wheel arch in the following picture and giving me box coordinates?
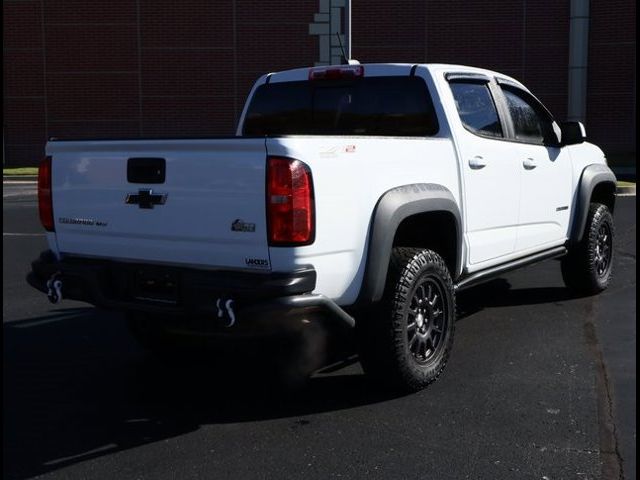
[356,183,462,305]
[570,164,617,245]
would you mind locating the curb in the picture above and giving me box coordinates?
[4,176,37,182]
[616,183,636,195]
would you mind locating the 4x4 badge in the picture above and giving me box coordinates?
[125,189,167,209]
[231,219,256,232]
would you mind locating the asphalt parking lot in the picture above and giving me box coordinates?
[3,182,636,480]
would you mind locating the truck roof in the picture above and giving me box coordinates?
[264,63,527,91]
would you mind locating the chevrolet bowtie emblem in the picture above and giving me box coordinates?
[125,189,168,209]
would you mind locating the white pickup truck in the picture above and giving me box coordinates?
[29,63,617,392]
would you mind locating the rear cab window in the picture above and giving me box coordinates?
[242,76,439,137]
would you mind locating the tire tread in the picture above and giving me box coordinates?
[561,203,614,294]
[358,247,456,392]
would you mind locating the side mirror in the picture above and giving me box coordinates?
[560,121,587,146]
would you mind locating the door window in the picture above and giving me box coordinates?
[501,88,554,145]
[449,82,503,138]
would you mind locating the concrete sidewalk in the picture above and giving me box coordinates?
[616,182,636,195]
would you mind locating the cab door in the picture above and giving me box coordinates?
[447,76,521,268]
[497,83,573,253]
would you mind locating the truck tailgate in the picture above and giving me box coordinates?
[48,138,271,271]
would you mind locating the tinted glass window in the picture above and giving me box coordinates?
[450,82,503,138]
[242,77,439,136]
[502,88,552,144]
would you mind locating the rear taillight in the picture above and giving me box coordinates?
[267,157,314,246]
[38,155,54,231]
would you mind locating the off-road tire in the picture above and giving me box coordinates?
[561,203,614,294]
[357,248,456,392]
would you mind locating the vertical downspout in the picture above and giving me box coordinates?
[567,0,590,123]
[345,0,351,59]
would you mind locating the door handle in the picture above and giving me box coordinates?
[523,158,537,170]
[468,156,487,169]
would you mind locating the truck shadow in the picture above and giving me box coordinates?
[4,279,587,479]
[2,308,394,479]
[456,278,588,320]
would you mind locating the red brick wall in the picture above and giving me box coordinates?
[351,0,636,158]
[587,0,636,156]
[3,0,636,167]
[3,0,318,166]
[4,1,46,167]
[352,0,571,126]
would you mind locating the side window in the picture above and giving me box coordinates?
[450,81,503,138]
[502,87,554,144]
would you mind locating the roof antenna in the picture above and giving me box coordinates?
[336,33,348,65]
[336,33,359,65]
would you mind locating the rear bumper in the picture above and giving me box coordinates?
[27,250,354,331]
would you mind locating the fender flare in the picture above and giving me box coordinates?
[570,164,617,244]
[356,183,462,305]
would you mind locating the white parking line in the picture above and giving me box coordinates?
[12,317,68,328]
[11,310,88,328]
[3,192,37,199]
[3,232,46,236]
[43,443,118,466]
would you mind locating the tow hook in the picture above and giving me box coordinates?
[216,297,236,327]
[46,272,63,304]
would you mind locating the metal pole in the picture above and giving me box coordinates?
[345,0,351,59]
[567,0,590,123]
